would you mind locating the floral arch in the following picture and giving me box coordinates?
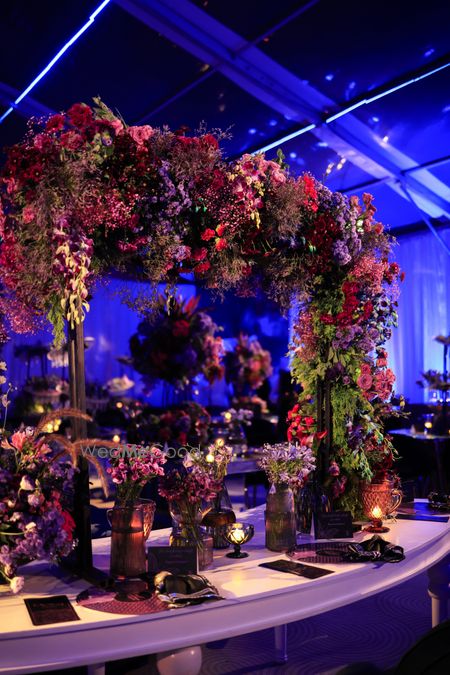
[0,100,402,516]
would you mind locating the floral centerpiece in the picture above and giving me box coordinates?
[107,444,166,505]
[130,293,224,391]
[259,441,316,552]
[186,440,235,548]
[158,462,221,567]
[259,441,317,491]
[225,333,273,396]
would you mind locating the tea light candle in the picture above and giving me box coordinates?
[371,506,383,519]
[205,452,215,463]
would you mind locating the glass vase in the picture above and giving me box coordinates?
[202,484,236,549]
[295,477,331,535]
[108,505,147,579]
[265,483,297,552]
[169,499,213,570]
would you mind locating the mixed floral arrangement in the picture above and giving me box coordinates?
[0,99,403,512]
[130,293,224,390]
[225,333,273,394]
[127,402,211,449]
[185,438,233,482]
[107,444,166,505]
[259,442,317,490]
[221,408,254,426]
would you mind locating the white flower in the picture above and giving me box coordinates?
[25,522,37,531]
[19,476,35,491]
[10,576,24,594]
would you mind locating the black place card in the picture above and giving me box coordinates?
[24,595,80,626]
[314,511,354,539]
[259,559,334,579]
[148,546,197,575]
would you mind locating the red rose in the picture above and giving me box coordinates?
[195,261,211,274]
[45,114,65,133]
[172,320,190,337]
[68,103,93,129]
[201,134,219,149]
[215,238,227,251]
[201,229,216,241]
[60,131,84,151]
[192,247,207,261]
[216,223,227,237]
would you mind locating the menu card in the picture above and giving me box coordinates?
[148,546,197,575]
[24,595,80,625]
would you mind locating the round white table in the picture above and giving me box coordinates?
[1,504,449,675]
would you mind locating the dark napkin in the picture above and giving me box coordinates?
[343,535,405,563]
[154,572,224,608]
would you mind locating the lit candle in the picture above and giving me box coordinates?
[424,422,433,429]
[224,412,232,423]
[116,401,123,409]
[230,528,245,544]
[205,452,215,463]
[112,434,120,443]
[215,438,225,448]
[371,506,383,519]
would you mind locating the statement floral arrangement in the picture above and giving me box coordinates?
[185,438,233,482]
[130,293,224,390]
[0,99,403,512]
[225,333,273,394]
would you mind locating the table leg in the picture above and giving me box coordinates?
[87,665,105,675]
[433,440,448,494]
[427,555,450,627]
[156,645,202,675]
[274,624,288,663]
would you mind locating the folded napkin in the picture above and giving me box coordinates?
[154,572,224,608]
[342,535,405,563]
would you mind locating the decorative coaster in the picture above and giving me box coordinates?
[76,585,169,615]
[287,542,350,564]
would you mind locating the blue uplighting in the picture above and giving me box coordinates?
[0,0,111,124]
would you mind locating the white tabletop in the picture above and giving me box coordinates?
[1,506,449,674]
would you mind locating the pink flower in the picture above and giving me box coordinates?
[110,118,124,135]
[22,205,35,224]
[11,431,30,451]
[357,373,373,390]
[128,125,153,146]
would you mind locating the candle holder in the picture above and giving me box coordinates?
[365,505,390,533]
[360,479,402,534]
[224,523,254,558]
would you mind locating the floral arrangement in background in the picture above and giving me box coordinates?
[130,294,224,390]
[107,444,166,506]
[0,99,403,512]
[221,408,254,426]
[225,333,273,395]
[418,370,450,392]
[185,438,233,482]
[259,442,316,490]
[127,402,211,449]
